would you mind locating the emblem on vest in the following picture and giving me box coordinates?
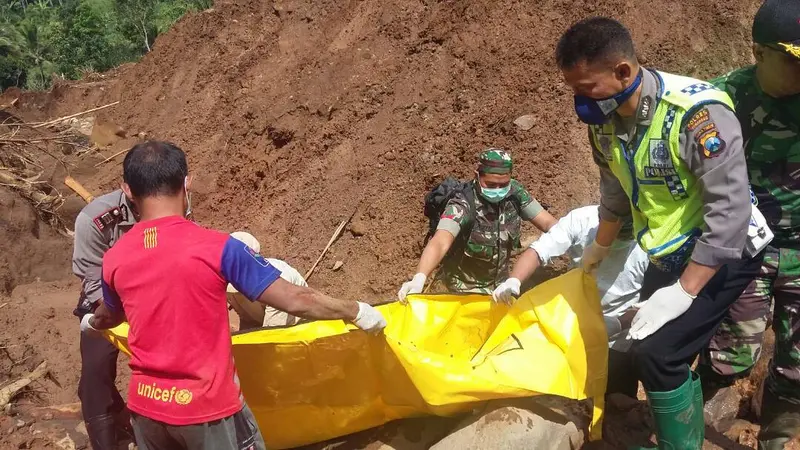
[644,139,677,177]
[598,134,613,161]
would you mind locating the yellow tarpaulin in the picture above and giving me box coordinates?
[105,269,609,449]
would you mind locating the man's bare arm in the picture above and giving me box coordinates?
[256,278,359,322]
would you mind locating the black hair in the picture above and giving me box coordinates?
[122,140,188,198]
[555,17,637,69]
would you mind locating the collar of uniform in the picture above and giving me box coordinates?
[611,68,658,142]
[635,69,659,126]
[117,191,138,226]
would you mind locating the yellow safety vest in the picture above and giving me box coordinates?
[590,71,735,271]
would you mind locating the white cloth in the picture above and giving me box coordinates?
[529,205,649,351]
[266,258,308,288]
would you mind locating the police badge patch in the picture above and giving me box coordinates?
[701,133,725,158]
[649,140,670,167]
[644,139,677,177]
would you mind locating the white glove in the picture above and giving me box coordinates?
[628,280,696,340]
[581,240,611,273]
[80,313,98,334]
[492,278,521,304]
[353,302,387,334]
[398,273,427,302]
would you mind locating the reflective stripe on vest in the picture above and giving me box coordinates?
[590,71,735,270]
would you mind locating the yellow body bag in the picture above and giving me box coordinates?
[105,269,609,449]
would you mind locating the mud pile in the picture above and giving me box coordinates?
[11,0,759,301]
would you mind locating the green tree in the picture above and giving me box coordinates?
[115,0,157,52]
[0,25,26,88]
[0,0,210,90]
[17,22,50,86]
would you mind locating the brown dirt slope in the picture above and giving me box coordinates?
[13,0,759,302]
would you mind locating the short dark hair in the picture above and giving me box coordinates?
[122,141,188,198]
[555,17,637,69]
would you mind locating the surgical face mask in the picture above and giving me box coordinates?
[480,185,511,203]
[573,70,643,125]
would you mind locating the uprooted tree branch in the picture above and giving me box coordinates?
[0,103,112,235]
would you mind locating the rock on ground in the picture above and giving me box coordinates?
[704,386,743,427]
[430,397,586,450]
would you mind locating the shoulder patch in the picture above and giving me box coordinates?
[686,108,710,131]
[510,180,533,204]
[441,202,466,222]
[245,245,270,267]
[698,130,726,158]
[92,207,124,232]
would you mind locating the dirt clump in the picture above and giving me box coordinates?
[12,0,759,303]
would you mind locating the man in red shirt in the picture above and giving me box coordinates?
[79,141,386,450]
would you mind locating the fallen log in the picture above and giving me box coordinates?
[64,176,94,203]
[0,361,48,411]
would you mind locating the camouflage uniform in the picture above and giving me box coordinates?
[700,66,800,405]
[437,178,544,293]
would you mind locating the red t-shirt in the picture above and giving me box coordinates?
[101,216,281,425]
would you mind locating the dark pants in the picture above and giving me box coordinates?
[78,324,125,421]
[607,349,639,398]
[630,253,763,392]
[131,403,267,450]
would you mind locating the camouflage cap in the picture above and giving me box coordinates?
[478,148,513,174]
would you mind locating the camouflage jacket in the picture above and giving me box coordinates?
[712,66,800,248]
[436,180,544,293]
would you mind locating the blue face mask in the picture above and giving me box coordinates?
[573,70,643,125]
[481,185,511,203]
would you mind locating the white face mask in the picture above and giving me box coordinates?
[184,176,192,218]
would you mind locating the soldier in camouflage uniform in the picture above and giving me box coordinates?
[397,149,557,299]
[697,1,800,447]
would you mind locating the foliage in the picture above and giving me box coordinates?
[0,0,212,90]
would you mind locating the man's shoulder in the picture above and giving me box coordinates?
[508,179,525,192]
[710,66,756,94]
[657,70,735,111]
[445,185,474,208]
[508,179,534,205]
[77,190,128,234]
[80,190,124,217]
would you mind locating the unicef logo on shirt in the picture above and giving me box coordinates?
[175,389,193,405]
[136,382,193,405]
